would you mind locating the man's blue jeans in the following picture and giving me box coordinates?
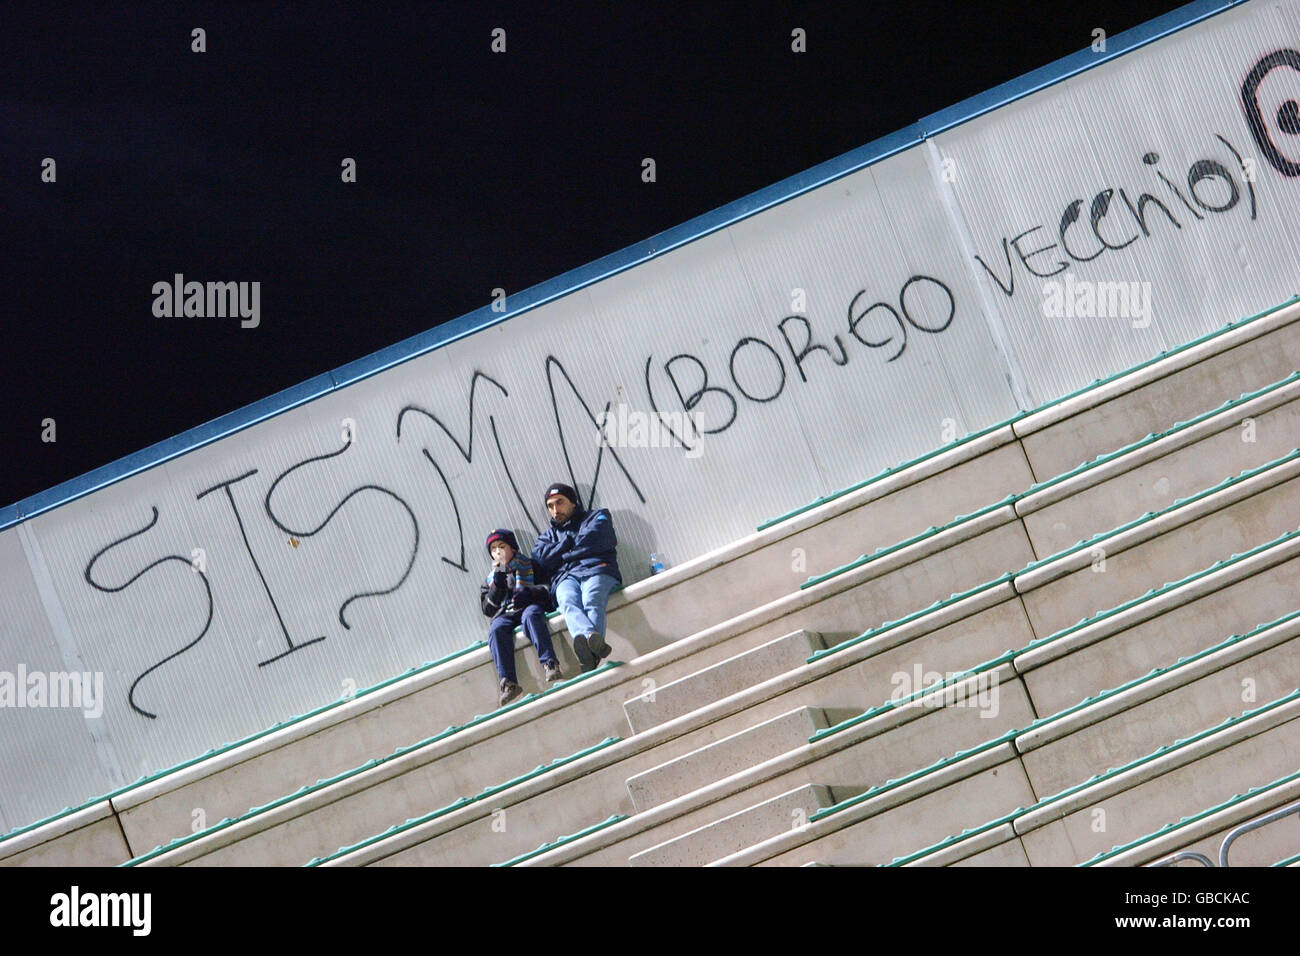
[554,573,618,641]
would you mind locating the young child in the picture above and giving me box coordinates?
[480,529,563,706]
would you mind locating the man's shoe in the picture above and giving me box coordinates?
[572,633,596,672]
[544,663,564,683]
[498,680,523,707]
[588,633,612,662]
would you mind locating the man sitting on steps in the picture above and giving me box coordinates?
[531,482,623,672]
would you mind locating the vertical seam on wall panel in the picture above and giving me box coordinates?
[1007,673,1047,814]
[110,800,135,860]
[17,522,128,795]
[1013,432,1048,510]
[1008,576,1045,723]
[923,138,1037,413]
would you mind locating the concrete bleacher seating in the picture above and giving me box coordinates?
[5,295,1300,868]
[704,688,1300,867]
[1087,776,1300,868]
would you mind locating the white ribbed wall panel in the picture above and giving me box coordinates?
[934,0,1300,405]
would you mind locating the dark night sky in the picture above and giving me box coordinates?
[0,0,1188,512]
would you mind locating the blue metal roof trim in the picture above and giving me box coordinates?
[2,0,1236,530]
[919,0,1234,136]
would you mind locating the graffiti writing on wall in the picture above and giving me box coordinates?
[80,46,1300,721]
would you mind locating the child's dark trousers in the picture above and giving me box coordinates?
[488,604,559,685]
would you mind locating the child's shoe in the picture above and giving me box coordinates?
[498,679,523,707]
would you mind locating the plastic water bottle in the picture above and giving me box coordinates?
[649,552,665,575]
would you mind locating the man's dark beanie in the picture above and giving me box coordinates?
[485,529,520,555]
[544,482,579,506]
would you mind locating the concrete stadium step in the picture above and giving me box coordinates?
[1015,611,1300,801]
[118,665,632,866]
[806,483,1289,682]
[309,580,1019,868]
[712,687,1300,867]
[499,528,1296,867]
[0,803,128,867]
[606,433,1032,652]
[1012,296,1300,482]
[492,815,629,868]
[515,587,1032,866]
[885,611,1300,868]
[891,772,1300,868]
[803,495,1300,729]
[135,736,624,868]
[506,659,1025,867]
[622,630,824,734]
[1086,769,1300,867]
[628,784,837,867]
[0,638,501,867]
[793,397,1300,635]
[887,821,1030,867]
[1013,449,1300,638]
[1013,371,1300,559]
[729,602,1300,868]
[334,660,1030,867]
[706,731,1036,867]
[1016,525,1300,718]
[625,707,827,812]
[1013,689,1300,866]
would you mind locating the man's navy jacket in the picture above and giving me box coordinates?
[531,506,623,589]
